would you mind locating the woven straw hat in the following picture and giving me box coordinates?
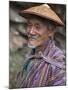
[20,4,64,26]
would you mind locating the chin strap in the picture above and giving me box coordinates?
[31,48,35,55]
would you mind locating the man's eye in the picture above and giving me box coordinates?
[35,25,41,29]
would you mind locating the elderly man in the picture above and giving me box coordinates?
[16,4,66,88]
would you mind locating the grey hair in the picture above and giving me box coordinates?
[43,20,56,32]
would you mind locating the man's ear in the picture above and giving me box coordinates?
[48,31,55,37]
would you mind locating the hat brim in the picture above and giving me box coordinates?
[19,4,64,26]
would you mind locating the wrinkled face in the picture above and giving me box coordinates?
[27,18,52,48]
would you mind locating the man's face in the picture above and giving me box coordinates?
[27,18,51,48]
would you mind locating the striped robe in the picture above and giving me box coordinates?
[16,39,66,88]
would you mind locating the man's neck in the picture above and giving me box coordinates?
[31,38,51,55]
[35,44,46,54]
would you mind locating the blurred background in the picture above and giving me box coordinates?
[9,1,66,89]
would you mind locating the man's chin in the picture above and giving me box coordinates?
[28,43,36,49]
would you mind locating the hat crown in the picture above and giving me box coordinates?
[42,4,50,8]
[21,4,64,26]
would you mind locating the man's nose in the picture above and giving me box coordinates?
[30,26,36,34]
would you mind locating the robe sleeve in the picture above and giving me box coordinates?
[50,56,66,86]
[52,66,66,86]
[49,45,66,86]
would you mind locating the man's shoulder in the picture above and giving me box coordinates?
[50,45,65,63]
[43,42,65,61]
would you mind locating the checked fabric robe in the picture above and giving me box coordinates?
[16,39,66,88]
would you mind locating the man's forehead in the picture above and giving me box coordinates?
[27,17,44,25]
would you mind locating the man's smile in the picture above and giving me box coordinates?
[28,35,39,40]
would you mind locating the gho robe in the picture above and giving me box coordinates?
[16,39,66,88]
